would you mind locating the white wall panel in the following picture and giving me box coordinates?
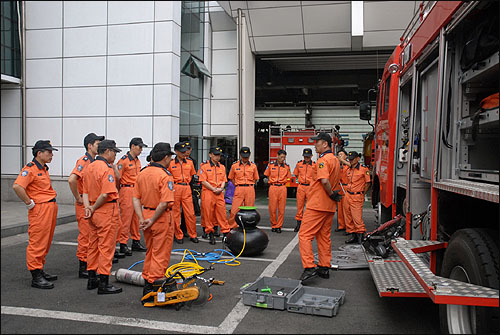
[1,147,21,175]
[248,7,302,36]
[210,100,238,124]
[212,31,237,50]
[210,124,238,136]
[246,1,300,9]
[64,26,107,57]
[153,115,179,145]
[108,23,154,55]
[154,53,179,85]
[63,1,108,28]
[211,74,238,99]
[63,56,106,87]
[154,84,179,117]
[26,1,62,29]
[302,3,350,34]
[26,88,62,117]
[108,1,154,25]
[364,1,416,31]
[155,1,182,24]
[212,49,237,75]
[1,89,21,117]
[107,85,153,116]
[63,147,90,176]
[155,21,180,55]
[364,30,405,48]
[26,118,62,147]
[253,35,304,52]
[108,54,153,85]
[305,33,351,51]
[62,117,106,147]
[1,118,21,146]
[26,29,62,59]
[63,87,106,117]
[106,117,153,148]
[26,59,63,88]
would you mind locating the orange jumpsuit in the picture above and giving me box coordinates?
[228,160,259,229]
[198,160,230,234]
[264,161,291,229]
[344,163,371,234]
[298,150,340,269]
[70,152,94,262]
[116,152,141,244]
[168,157,197,239]
[293,160,316,222]
[337,164,348,231]
[14,159,58,271]
[134,162,175,284]
[83,157,120,276]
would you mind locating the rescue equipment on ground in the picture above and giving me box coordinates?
[225,206,269,256]
[362,214,405,258]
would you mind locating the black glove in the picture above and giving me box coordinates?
[329,190,342,202]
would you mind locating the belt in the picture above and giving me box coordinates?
[341,183,348,186]
[89,199,117,205]
[144,206,171,212]
[271,183,285,186]
[299,183,310,186]
[175,182,188,185]
[347,190,363,195]
[48,198,56,203]
[236,184,252,187]
[120,184,133,187]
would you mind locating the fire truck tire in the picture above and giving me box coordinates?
[439,228,499,334]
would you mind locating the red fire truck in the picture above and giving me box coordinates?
[267,125,341,192]
[360,1,498,333]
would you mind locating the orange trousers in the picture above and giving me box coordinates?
[268,185,287,228]
[201,189,229,234]
[295,184,310,221]
[142,208,174,284]
[298,208,335,269]
[173,184,197,239]
[75,202,90,262]
[26,202,58,271]
[344,193,366,233]
[118,186,140,244]
[228,186,255,229]
[337,196,346,230]
[87,202,120,276]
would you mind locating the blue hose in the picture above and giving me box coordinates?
[127,260,144,270]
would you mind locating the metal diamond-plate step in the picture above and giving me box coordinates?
[434,179,499,203]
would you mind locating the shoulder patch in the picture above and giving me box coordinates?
[108,174,114,183]
[121,155,127,160]
[21,170,29,177]
[366,170,370,175]
[118,164,123,170]
[199,169,203,174]
[319,162,325,169]
[168,181,174,191]
[83,156,88,161]
[26,162,34,167]
[77,164,83,171]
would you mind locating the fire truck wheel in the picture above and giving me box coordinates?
[439,228,499,334]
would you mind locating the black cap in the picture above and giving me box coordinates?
[129,137,148,148]
[347,151,360,160]
[209,146,223,155]
[150,142,174,161]
[174,142,188,153]
[84,133,105,149]
[240,146,251,158]
[98,139,122,153]
[310,132,333,145]
[32,140,58,155]
[302,148,313,157]
[183,141,192,149]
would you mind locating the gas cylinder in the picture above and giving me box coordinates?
[225,206,268,256]
[114,268,145,286]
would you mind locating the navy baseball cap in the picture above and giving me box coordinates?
[302,148,313,157]
[129,137,148,148]
[84,133,105,149]
[98,139,121,153]
[240,146,251,158]
[174,142,189,152]
[32,140,58,156]
[209,146,223,155]
[311,132,333,145]
[348,151,360,160]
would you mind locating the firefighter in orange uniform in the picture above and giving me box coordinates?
[228,146,259,229]
[264,149,291,233]
[298,132,341,282]
[344,151,371,244]
[68,133,104,279]
[13,140,59,289]
[115,137,148,257]
[335,149,349,233]
[168,142,198,244]
[83,139,123,294]
[198,146,230,244]
[132,142,175,304]
[293,148,316,232]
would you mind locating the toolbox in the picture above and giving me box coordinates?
[240,277,302,310]
[240,276,345,317]
[286,285,345,317]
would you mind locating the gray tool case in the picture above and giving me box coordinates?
[240,276,345,317]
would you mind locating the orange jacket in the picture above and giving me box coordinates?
[305,150,340,213]
[82,157,119,203]
[293,160,317,185]
[14,159,57,203]
[264,161,291,184]
[228,160,259,185]
[117,152,141,186]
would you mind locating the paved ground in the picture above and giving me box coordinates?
[1,192,441,334]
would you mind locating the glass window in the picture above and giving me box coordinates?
[383,76,391,114]
[1,1,22,78]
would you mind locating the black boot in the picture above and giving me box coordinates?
[300,267,318,282]
[79,260,89,279]
[214,226,221,237]
[112,255,119,264]
[209,232,216,245]
[202,227,207,239]
[294,220,301,232]
[97,274,122,294]
[114,250,125,259]
[41,270,58,281]
[357,233,365,244]
[87,270,99,290]
[31,269,54,289]
[345,233,359,244]
[120,243,133,256]
[317,266,330,279]
[131,239,147,252]
[142,281,154,305]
